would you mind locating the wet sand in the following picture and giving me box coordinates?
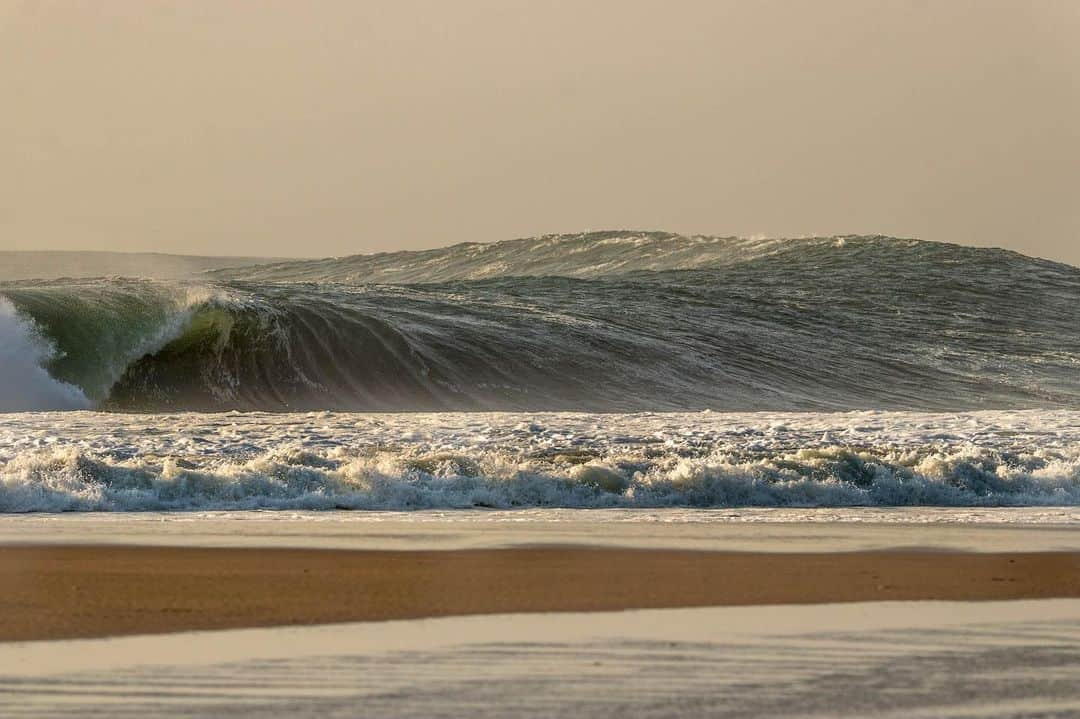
[2,545,1078,641]
[6,600,1080,716]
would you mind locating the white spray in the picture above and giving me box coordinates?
[0,298,90,412]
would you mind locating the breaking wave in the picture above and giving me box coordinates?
[3,440,1078,512]
[0,298,90,411]
[1,233,1078,413]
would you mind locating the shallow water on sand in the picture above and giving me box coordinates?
[3,600,1080,718]
[2,508,1079,554]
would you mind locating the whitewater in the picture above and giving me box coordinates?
[1,232,1078,512]
[2,409,1079,512]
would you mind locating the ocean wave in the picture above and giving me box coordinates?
[205,230,795,283]
[1,234,1078,413]
[205,231,1077,285]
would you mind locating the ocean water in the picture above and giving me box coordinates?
[1,409,1078,512]
[1,232,1077,513]
[2,232,1078,414]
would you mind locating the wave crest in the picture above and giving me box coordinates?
[2,234,1079,412]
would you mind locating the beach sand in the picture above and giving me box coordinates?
[2,545,1079,641]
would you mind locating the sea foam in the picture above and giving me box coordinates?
[2,410,1077,512]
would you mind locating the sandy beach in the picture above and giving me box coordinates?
[3,544,1078,641]
[2,516,1079,716]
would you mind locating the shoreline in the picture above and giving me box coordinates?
[3,509,1078,555]
[2,545,1079,642]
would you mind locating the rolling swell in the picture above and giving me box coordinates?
[1,233,1079,412]
[206,231,792,284]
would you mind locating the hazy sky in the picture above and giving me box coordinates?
[2,1,1078,264]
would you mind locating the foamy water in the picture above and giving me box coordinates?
[2,409,1078,513]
